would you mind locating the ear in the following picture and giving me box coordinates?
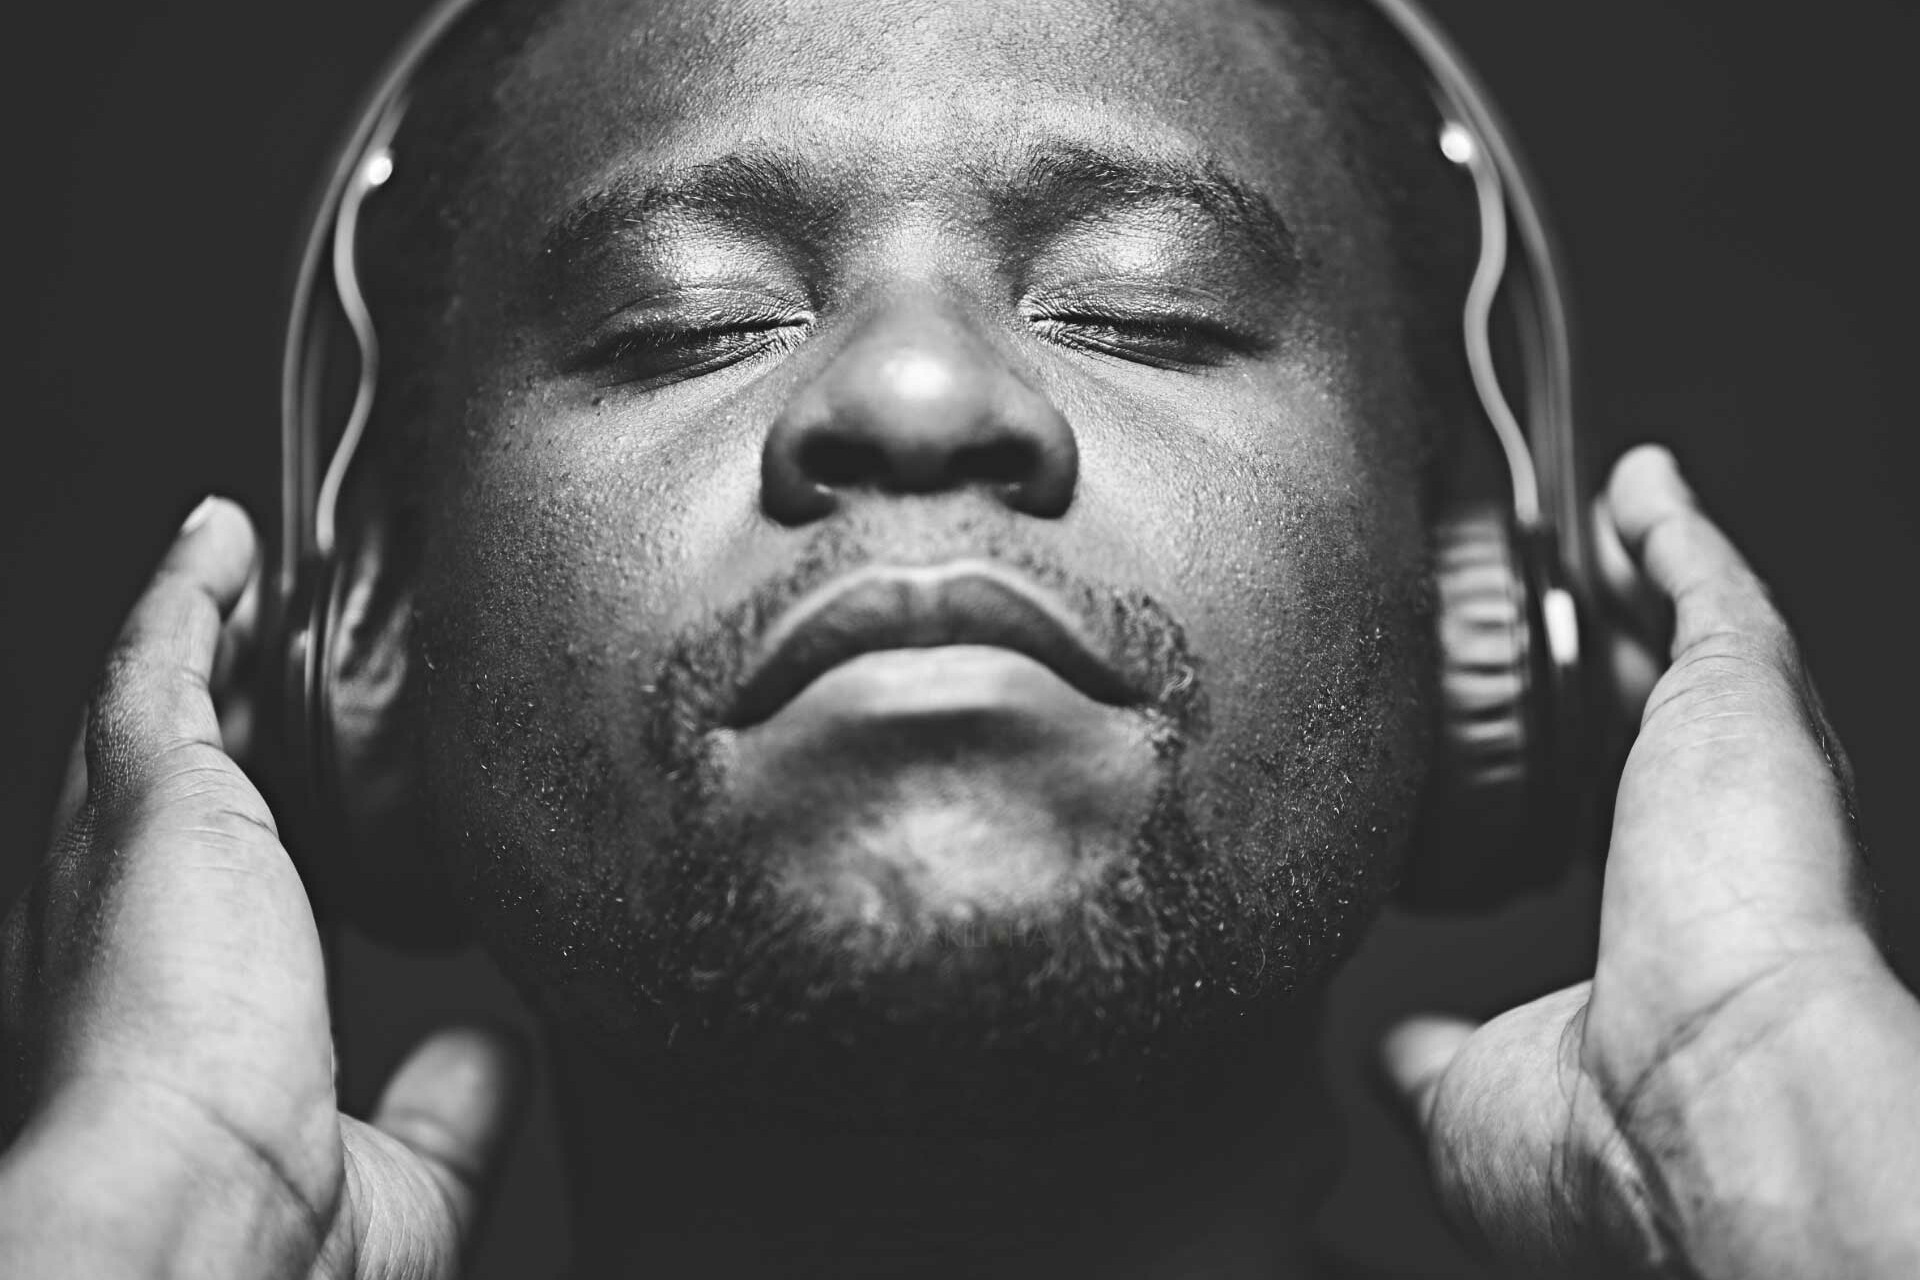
[323,492,469,949]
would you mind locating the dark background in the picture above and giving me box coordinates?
[5,2,1914,1275]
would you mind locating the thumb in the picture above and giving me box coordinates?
[372,1024,527,1230]
[1376,987,1657,1276]
[1379,1013,1476,1141]
[337,1025,529,1279]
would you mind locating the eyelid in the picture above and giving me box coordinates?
[586,280,806,325]
[1019,285,1274,365]
[1024,280,1266,328]
[566,289,813,371]
[1025,279,1237,312]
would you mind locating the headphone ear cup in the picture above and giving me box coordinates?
[275,549,468,950]
[1400,502,1573,909]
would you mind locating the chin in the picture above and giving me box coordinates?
[762,803,1133,938]
[708,707,1174,940]
[460,727,1391,1138]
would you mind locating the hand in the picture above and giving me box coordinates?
[1382,445,1920,1279]
[0,499,525,1279]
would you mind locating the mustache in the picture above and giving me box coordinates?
[642,513,1207,766]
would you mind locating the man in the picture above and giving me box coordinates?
[1,0,1916,1276]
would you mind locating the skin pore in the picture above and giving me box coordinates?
[339,0,1470,1272]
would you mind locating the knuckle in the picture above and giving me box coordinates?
[1637,671,1776,750]
[192,799,283,847]
[1668,581,1797,671]
[142,752,281,843]
[1687,621,1793,677]
[1644,629,1789,722]
[1632,669,1807,774]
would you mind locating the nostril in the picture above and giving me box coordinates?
[799,435,889,487]
[953,438,1037,486]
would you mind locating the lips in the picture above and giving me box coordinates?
[724,562,1144,728]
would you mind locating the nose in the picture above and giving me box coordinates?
[761,303,1077,524]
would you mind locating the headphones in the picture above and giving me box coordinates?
[269,0,1598,941]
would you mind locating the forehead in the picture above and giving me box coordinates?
[469,0,1366,251]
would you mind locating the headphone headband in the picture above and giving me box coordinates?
[278,0,486,601]
[1371,0,1579,534]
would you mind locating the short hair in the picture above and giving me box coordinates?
[351,0,1475,516]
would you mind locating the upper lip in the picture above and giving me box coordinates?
[725,562,1141,727]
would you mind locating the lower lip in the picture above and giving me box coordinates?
[721,646,1163,834]
[746,645,1110,729]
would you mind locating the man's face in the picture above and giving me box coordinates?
[407,0,1437,1116]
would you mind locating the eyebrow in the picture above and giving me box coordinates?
[539,139,1300,282]
[541,149,825,273]
[988,142,1301,281]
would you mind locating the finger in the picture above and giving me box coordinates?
[1381,988,1649,1272]
[1607,630,1664,729]
[83,497,258,810]
[1591,468,1672,643]
[1597,448,1873,1023]
[367,1025,528,1250]
[210,543,262,696]
[1590,476,1669,722]
[1379,1014,1476,1136]
[214,553,264,762]
[1605,445,1777,659]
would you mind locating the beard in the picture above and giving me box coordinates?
[433,510,1405,1136]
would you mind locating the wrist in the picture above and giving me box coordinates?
[0,1075,335,1279]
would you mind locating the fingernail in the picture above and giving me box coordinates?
[180,496,219,537]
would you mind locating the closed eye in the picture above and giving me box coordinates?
[574,312,811,389]
[1028,311,1265,370]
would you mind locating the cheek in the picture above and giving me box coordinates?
[413,387,760,891]
[1114,381,1435,899]
[1191,483,1433,893]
